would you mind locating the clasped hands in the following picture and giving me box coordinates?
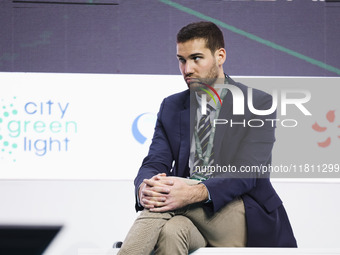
[139,173,208,213]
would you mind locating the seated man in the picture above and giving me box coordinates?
[118,21,297,254]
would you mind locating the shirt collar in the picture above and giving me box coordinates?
[195,87,223,111]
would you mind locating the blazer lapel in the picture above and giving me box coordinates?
[177,82,235,175]
[213,88,234,157]
[177,92,191,177]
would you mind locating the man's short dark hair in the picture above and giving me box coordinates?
[177,21,225,54]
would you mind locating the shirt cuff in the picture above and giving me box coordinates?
[200,183,212,203]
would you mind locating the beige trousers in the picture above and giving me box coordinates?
[118,178,246,255]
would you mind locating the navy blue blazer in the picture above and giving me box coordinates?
[134,77,297,247]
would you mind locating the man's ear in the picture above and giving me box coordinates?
[216,48,226,66]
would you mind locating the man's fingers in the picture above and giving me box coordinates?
[143,179,171,192]
[149,205,172,213]
[142,188,168,198]
[140,174,173,209]
[142,197,167,208]
[154,175,174,186]
[154,174,172,182]
[144,178,174,188]
[157,177,174,186]
[142,203,154,209]
[143,179,156,186]
[153,185,170,194]
[149,173,166,182]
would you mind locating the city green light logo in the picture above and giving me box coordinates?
[0,97,78,162]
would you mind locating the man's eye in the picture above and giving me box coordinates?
[193,56,201,61]
[178,58,186,63]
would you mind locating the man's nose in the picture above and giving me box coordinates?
[184,61,194,75]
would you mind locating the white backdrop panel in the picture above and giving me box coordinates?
[0,73,185,179]
[0,74,339,180]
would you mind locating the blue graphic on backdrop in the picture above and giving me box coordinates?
[0,97,19,162]
[132,113,157,144]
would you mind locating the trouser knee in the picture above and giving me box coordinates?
[159,216,191,242]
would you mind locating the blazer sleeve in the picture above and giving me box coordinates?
[134,98,175,211]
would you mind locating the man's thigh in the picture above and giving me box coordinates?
[166,177,247,247]
[118,210,174,255]
[154,215,207,254]
[184,197,247,247]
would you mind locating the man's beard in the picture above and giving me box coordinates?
[187,62,219,92]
